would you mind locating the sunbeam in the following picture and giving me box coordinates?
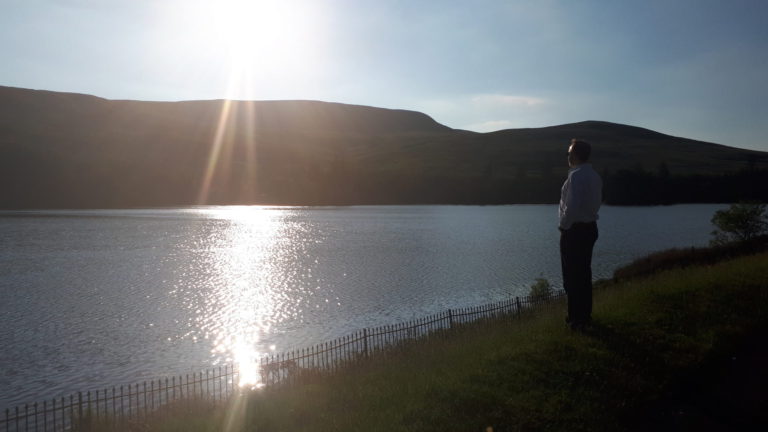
[198,98,235,204]
[243,100,260,202]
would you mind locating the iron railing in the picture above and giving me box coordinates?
[2,365,237,432]
[2,291,565,431]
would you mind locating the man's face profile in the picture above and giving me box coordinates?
[568,144,577,167]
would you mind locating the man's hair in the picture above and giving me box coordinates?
[570,139,591,162]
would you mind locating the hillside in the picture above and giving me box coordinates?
[1,86,767,208]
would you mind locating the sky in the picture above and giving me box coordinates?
[2,0,768,152]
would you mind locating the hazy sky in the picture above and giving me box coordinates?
[2,0,767,151]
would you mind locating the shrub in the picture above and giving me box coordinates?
[710,202,768,246]
[528,277,552,300]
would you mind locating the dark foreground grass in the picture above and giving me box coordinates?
[89,252,768,432]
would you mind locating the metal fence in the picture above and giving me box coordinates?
[2,365,238,432]
[257,291,566,386]
[2,291,565,431]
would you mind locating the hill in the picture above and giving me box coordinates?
[1,86,767,208]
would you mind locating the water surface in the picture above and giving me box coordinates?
[0,204,724,408]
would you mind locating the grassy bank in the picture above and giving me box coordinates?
[94,251,768,431]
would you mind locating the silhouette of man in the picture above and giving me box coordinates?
[559,139,602,330]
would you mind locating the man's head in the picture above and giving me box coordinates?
[568,139,591,167]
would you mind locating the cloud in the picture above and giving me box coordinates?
[461,120,517,132]
[413,93,552,132]
[470,94,547,108]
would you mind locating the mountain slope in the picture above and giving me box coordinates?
[1,86,766,208]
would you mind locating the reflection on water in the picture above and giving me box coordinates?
[184,207,326,387]
[201,206,281,387]
[0,204,726,407]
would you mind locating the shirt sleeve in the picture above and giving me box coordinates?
[559,173,576,230]
[560,170,589,230]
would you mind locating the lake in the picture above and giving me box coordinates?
[0,204,725,409]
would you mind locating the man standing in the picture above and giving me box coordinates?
[559,139,602,330]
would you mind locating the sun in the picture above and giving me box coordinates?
[212,0,289,68]
[204,0,320,83]
[162,0,328,99]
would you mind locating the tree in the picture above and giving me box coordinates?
[710,202,768,246]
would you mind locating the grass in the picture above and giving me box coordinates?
[612,234,768,281]
[86,251,768,431]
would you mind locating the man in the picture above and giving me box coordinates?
[559,139,602,331]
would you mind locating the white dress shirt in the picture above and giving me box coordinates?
[559,163,602,230]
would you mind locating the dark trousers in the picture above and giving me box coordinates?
[560,222,598,326]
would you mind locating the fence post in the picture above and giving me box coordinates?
[221,367,226,398]
[78,392,83,424]
[447,309,454,328]
[69,394,74,428]
[516,297,522,317]
[129,384,134,418]
[134,383,140,418]
[362,328,369,357]
[143,382,148,417]
[206,370,210,400]
[215,367,220,402]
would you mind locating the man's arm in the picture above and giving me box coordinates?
[559,173,573,230]
[560,170,588,230]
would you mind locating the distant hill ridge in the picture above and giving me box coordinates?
[0,86,451,135]
[1,85,767,208]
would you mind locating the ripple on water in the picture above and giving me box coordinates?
[0,205,725,408]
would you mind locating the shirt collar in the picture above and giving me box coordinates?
[568,163,591,173]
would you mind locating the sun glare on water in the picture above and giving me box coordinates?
[195,206,286,388]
